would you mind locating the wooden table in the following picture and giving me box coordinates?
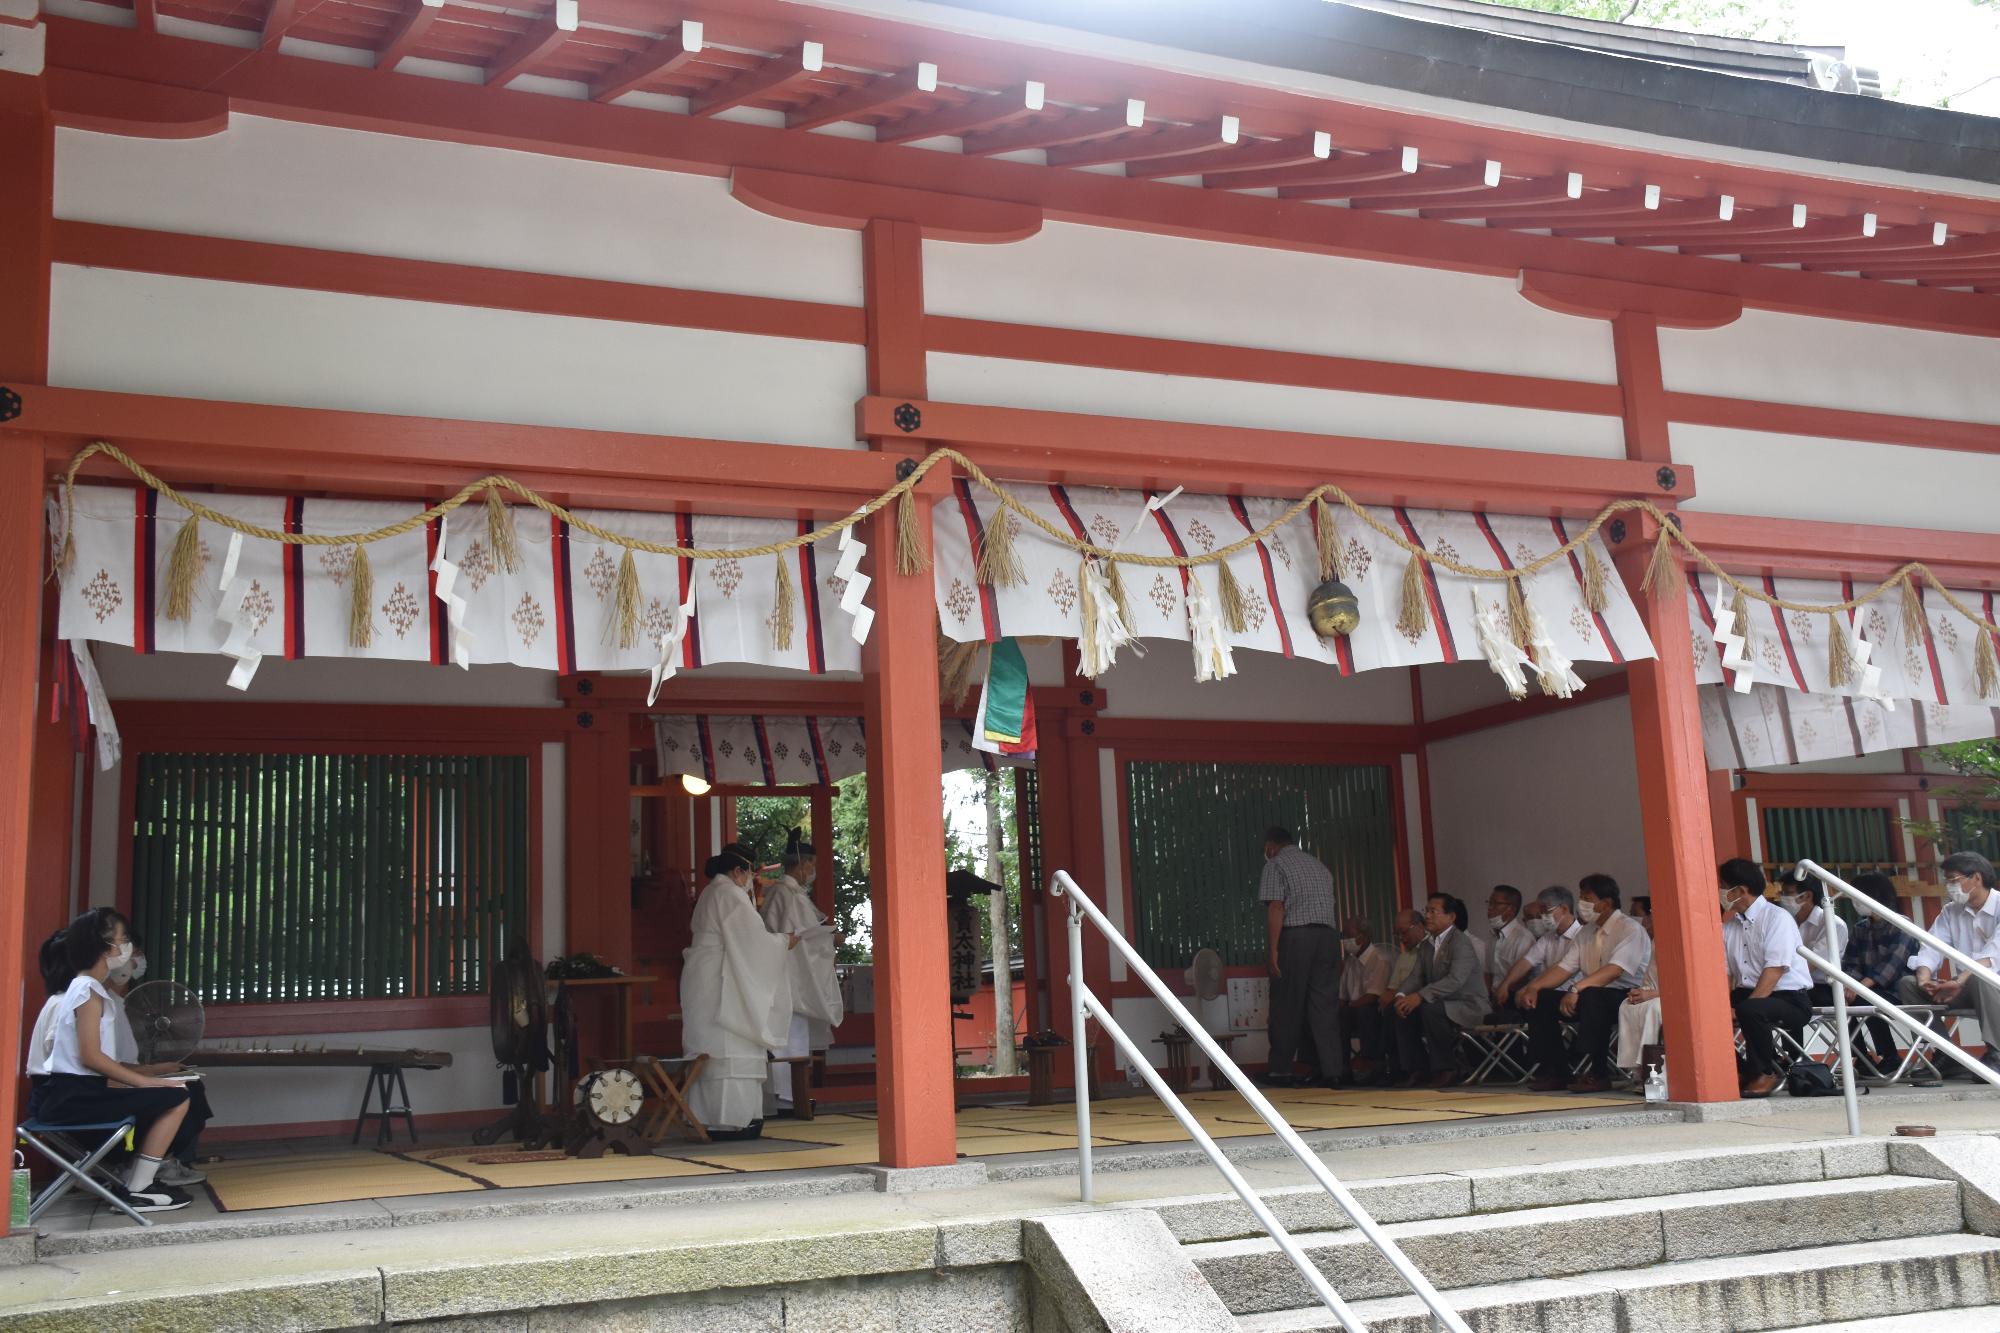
[548,975,654,1063]
[190,1047,454,1145]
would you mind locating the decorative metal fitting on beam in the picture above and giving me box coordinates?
[893,402,923,433]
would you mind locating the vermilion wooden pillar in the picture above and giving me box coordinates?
[860,218,955,1167]
[1622,548,1739,1101]
[1,88,54,1147]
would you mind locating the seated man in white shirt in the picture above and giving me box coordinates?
[1336,916,1392,1077]
[1616,903,1663,1081]
[1720,858,1814,1098]
[1532,874,1650,1093]
[1899,851,2000,1076]
[1514,886,1585,1087]
[1484,885,1539,1022]
[1781,876,1849,1007]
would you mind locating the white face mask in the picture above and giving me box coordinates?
[1526,917,1555,938]
[107,942,133,975]
[1487,914,1508,933]
[108,952,148,984]
[1777,894,1803,914]
[1947,881,1972,907]
[1340,938,1358,958]
[1721,889,1738,914]
[1576,901,1599,925]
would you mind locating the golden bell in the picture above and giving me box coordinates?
[1307,578,1360,638]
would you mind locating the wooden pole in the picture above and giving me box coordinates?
[860,218,955,1168]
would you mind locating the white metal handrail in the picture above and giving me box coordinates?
[1788,859,2000,1137]
[1052,870,1471,1333]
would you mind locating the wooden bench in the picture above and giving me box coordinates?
[769,1055,815,1121]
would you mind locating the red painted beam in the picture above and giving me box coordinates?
[1673,511,2000,592]
[1519,270,1742,330]
[51,220,867,343]
[1127,130,1323,180]
[589,20,704,103]
[730,167,1040,243]
[963,102,1134,157]
[38,29,2000,337]
[1664,391,2000,459]
[259,0,296,50]
[1238,148,1417,194]
[925,313,1622,415]
[484,17,569,89]
[1415,175,1584,221]
[854,396,1695,511]
[1550,196,1739,238]
[1419,671,1630,744]
[875,84,1038,145]
[784,64,928,130]
[1323,163,1499,208]
[374,0,441,75]
[1044,116,1234,169]
[688,44,819,118]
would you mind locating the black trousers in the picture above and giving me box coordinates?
[1394,1001,1464,1076]
[1524,989,1571,1077]
[1733,987,1812,1077]
[1567,987,1629,1079]
[1269,926,1345,1080]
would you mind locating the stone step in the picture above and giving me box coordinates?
[1787,1308,2000,1333]
[1151,1138,1884,1244]
[1191,1174,1959,1314]
[1236,1234,2000,1333]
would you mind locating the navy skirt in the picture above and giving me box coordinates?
[29,1073,193,1149]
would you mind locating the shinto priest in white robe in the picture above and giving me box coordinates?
[683,869,793,1131]
[762,873,843,1051]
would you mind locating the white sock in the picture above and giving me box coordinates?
[126,1154,164,1193]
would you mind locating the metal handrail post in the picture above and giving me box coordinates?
[1799,947,1863,1137]
[1794,859,2000,995]
[1797,946,2000,1089]
[1079,983,1370,1333]
[1068,896,1093,1204]
[1051,871,1472,1333]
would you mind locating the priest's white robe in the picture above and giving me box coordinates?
[761,876,844,1051]
[683,874,793,1131]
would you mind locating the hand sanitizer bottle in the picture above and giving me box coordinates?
[1645,1061,1668,1102]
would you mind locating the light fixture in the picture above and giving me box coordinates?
[681,774,712,796]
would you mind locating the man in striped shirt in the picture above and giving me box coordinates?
[1260,826,1346,1088]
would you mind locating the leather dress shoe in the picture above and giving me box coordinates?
[1528,1077,1568,1092]
[1741,1073,1780,1099]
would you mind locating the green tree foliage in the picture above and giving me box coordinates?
[1907,741,2000,859]
[1480,0,1799,40]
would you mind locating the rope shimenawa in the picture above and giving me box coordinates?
[53,440,2000,695]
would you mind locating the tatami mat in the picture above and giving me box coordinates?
[199,1085,1634,1212]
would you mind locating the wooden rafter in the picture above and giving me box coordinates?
[374,0,441,75]
[1316,162,1497,208]
[1608,215,1810,249]
[785,65,929,130]
[963,102,1136,157]
[260,0,297,49]
[1044,117,1235,169]
[1127,130,1323,180]
[590,20,704,103]
[1550,197,1746,238]
[1672,216,1887,257]
[873,84,1038,145]
[484,17,570,89]
[1224,147,1414,194]
[688,43,820,117]
[1411,175,1591,221]
[1757,226,1970,266]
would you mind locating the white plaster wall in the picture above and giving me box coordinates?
[928,354,1624,457]
[1661,311,2000,427]
[93,644,563,706]
[1418,660,1624,721]
[49,268,864,447]
[1671,424,2000,532]
[1428,693,1647,960]
[196,1025,500,1128]
[55,117,864,306]
[1098,644,1415,723]
[926,221,1617,384]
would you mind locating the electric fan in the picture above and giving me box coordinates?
[124,980,204,1064]
[1184,948,1226,1004]
[473,938,555,1148]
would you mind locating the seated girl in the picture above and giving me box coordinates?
[32,908,195,1213]
[105,938,211,1187]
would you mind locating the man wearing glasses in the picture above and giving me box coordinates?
[1901,851,2000,1077]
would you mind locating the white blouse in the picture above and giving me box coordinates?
[48,976,118,1077]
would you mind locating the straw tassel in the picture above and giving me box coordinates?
[347,545,374,649]
[1215,560,1249,634]
[1104,558,1135,633]
[1505,576,1532,652]
[939,635,983,706]
[1642,526,1678,599]
[163,512,202,622]
[1314,495,1345,582]
[1978,629,2000,702]
[484,486,519,574]
[771,553,796,652]
[896,490,928,576]
[1900,575,1927,645]
[1582,542,1610,614]
[1729,585,1752,644]
[1078,557,1100,668]
[1827,613,1856,691]
[1396,555,1430,642]
[614,548,641,651]
[976,506,1026,589]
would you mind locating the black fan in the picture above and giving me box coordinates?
[472,938,555,1148]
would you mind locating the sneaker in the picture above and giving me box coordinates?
[156,1159,207,1186]
[117,1182,191,1214]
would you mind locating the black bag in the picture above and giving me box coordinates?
[1785,1062,1864,1097]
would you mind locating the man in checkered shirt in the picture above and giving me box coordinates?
[1259,826,1346,1087]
